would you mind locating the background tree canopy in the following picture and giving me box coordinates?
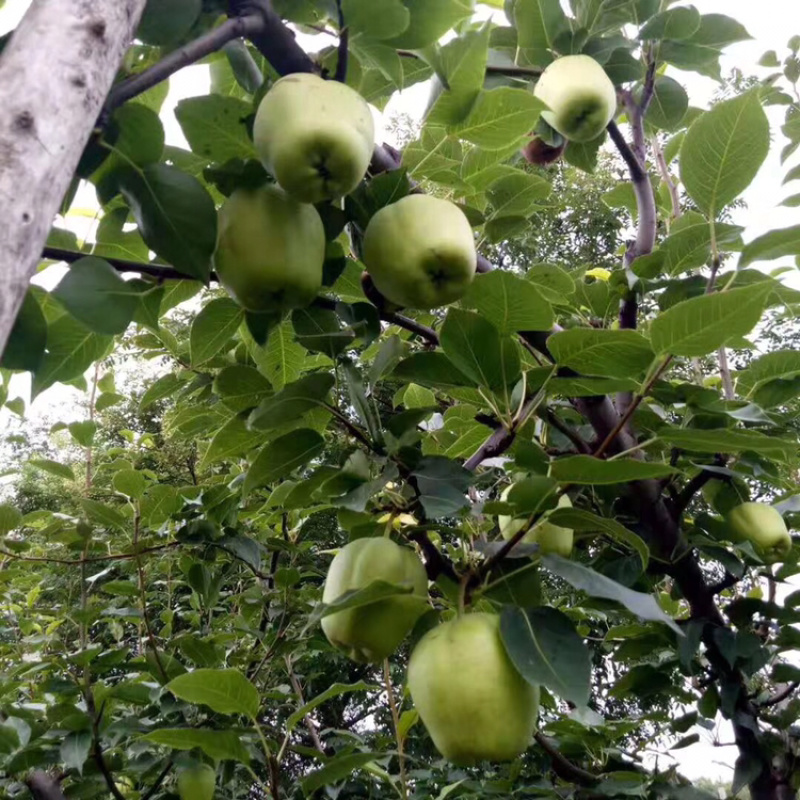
[1,2,800,800]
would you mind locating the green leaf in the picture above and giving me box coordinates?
[500,605,591,706]
[190,298,244,366]
[658,427,796,461]
[292,307,355,358]
[393,352,476,389]
[137,0,201,45]
[120,164,216,282]
[454,88,547,150]
[511,0,569,66]
[411,456,472,518]
[81,499,129,532]
[1,290,47,372]
[140,372,185,411]
[68,420,97,448]
[739,224,800,268]
[550,456,677,484]
[113,469,147,500]
[645,76,689,131]
[548,329,655,379]
[248,373,334,431]
[33,315,112,396]
[0,504,21,536]
[427,25,491,126]
[680,91,770,217]
[60,730,91,774]
[200,414,269,470]
[543,555,682,635]
[142,728,250,763]
[244,429,325,495]
[28,459,75,481]
[639,6,700,40]
[486,172,551,217]
[167,668,259,719]
[737,350,800,397]
[549,507,649,569]
[52,257,141,335]
[461,269,554,334]
[301,752,384,795]
[342,0,410,39]
[440,308,520,391]
[386,0,473,50]
[140,485,183,528]
[288,682,379,732]
[175,96,256,164]
[650,284,772,357]
[213,365,272,412]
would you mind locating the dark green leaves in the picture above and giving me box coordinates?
[189,298,244,366]
[248,373,334,430]
[739,225,800,269]
[53,257,141,335]
[411,456,472,518]
[500,606,591,706]
[462,270,554,333]
[120,164,216,282]
[244,430,325,495]
[550,456,677,484]
[680,91,769,218]
[1,290,46,371]
[440,308,520,390]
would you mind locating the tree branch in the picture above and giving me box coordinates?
[756,682,799,709]
[104,15,265,114]
[535,732,599,786]
[333,0,349,83]
[27,772,67,800]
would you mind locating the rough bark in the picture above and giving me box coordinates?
[0,0,147,354]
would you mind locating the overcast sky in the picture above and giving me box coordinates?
[1,0,800,783]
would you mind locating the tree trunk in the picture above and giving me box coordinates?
[0,0,147,354]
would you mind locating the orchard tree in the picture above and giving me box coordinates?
[1,2,800,800]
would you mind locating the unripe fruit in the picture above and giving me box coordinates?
[177,764,215,800]
[254,73,375,203]
[726,502,792,564]
[498,488,574,558]
[533,55,617,143]
[362,195,477,310]
[321,537,428,663]
[213,184,325,314]
[408,612,539,765]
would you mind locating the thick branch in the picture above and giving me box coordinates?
[0,0,147,358]
[535,732,599,786]
[333,0,349,83]
[757,682,799,709]
[27,773,67,800]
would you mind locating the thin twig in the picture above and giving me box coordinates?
[286,657,325,754]
[141,760,174,800]
[0,542,181,566]
[334,0,348,83]
[757,682,799,708]
[539,408,593,455]
[384,659,408,800]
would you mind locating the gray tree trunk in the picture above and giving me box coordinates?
[0,0,147,354]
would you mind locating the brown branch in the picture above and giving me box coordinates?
[286,657,326,755]
[756,682,799,709]
[141,760,174,800]
[333,0,348,83]
[407,530,459,583]
[0,542,180,566]
[27,773,67,800]
[539,408,593,455]
[105,16,266,114]
[672,459,726,518]
[535,732,599,786]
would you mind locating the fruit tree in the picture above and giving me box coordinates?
[1,2,800,800]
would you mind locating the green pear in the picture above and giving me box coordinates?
[177,764,215,800]
[534,55,617,143]
[726,502,792,564]
[322,537,428,663]
[499,488,574,557]
[213,184,325,314]
[254,73,375,203]
[361,195,477,309]
[407,612,539,765]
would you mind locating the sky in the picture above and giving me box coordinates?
[1,0,800,784]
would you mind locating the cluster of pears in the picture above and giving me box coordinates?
[319,490,575,765]
[524,54,617,164]
[212,72,478,316]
